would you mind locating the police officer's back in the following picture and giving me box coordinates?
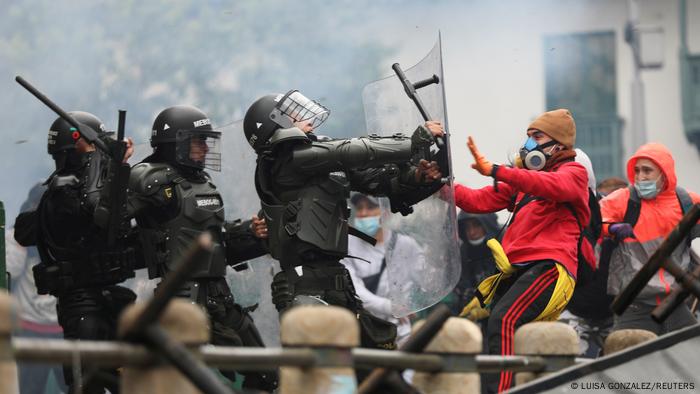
[15,112,136,394]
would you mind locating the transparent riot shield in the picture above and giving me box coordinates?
[213,120,281,346]
[361,36,460,318]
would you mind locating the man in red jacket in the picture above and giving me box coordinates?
[456,109,589,393]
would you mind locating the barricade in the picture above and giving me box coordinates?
[118,299,210,394]
[603,329,658,355]
[0,290,18,394]
[513,321,579,386]
[412,317,482,394]
[279,305,358,394]
[4,293,597,394]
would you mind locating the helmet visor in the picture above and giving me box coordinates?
[276,90,330,130]
[175,129,222,171]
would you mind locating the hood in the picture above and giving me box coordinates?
[575,148,596,191]
[626,142,677,194]
[457,211,500,242]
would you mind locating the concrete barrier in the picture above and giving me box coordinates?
[0,290,18,394]
[118,299,210,394]
[514,321,579,386]
[412,317,482,394]
[603,329,657,355]
[279,305,358,394]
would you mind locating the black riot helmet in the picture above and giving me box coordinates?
[150,105,222,171]
[243,90,330,151]
[48,111,106,172]
[48,111,106,155]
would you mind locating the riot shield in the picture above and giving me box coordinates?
[361,36,460,318]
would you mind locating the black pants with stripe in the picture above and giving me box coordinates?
[485,260,559,394]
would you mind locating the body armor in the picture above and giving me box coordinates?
[131,163,226,279]
[257,131,427,268]
[129,160,277,391]
[34,150,135,295]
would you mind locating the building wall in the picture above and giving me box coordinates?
[366,0,700,194]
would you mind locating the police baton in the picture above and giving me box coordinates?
[391,63,444,149]
[15,75,110,154]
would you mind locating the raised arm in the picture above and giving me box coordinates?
[494,162,588,203]
[454,182,514,214]
[288,124,435,174]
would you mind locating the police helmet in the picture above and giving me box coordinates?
[150,105,222,171]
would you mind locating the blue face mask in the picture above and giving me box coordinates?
[354,215,381,237]
[634,178,660,199]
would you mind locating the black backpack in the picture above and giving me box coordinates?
[623,185,694,227]
[564,188,602,286]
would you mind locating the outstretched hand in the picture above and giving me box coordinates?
[467,136,493,177]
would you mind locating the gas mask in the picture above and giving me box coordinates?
[516,137,558,171]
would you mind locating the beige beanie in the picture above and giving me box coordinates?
[527,109,576,149]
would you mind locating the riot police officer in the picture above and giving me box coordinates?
[127,105,277,391]
[15,111,137,394]
[243,90,444,349]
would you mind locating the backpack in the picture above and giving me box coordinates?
[508,188,600,286]
[623,185,694,227]
[564,188,601,287]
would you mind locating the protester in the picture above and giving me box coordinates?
[601,142,700,335]
[341,193,425,346]
[453,211,499,315]
[455,109,589,393]
[6,183,67,393]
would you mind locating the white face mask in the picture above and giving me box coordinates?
[634,175,662,200]
[467,236,486,246]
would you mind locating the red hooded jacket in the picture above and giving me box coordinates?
[455,161,590,279]
[600,143,700,302]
